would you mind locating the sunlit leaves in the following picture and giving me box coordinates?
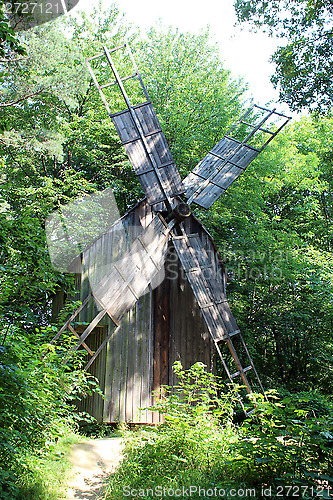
[234,0,333,112]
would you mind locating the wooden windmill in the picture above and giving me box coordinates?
[50,43,290,422]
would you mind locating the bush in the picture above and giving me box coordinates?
[0,325,98,499]
[106,363,333,500]
[106,362,241,500]
[230,391,333,493]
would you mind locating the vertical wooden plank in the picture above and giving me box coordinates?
[103,327,112,422]
[132,203,143,423]
[132,299,141,423]
[118,313,128,422]
[152,253,169,421]
[74,326,107,422]
[110,314,122,422]
[168,246,180,390]
[127,307,135,423]
[139,291,150,423]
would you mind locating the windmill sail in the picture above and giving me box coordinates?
[172,231,265,402]
[86,44,184,208]
[184,105,291,209]
[111,102,184,205]
[172,233,238,341]
[50,213,171,363]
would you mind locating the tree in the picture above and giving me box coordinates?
[0,0,26,59]
[234,0,333,113]
[0,6,133,326]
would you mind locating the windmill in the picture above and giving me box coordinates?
[49,42,291,417]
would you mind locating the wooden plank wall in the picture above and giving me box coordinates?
[76,198,224,423]
[167,215,217,390]
[74,325,107,422]
[79,199,155,423]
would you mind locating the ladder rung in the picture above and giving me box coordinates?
[67,324,94,357]
[230,365,252,379]
[253,104,275,113]
[215,299,228,305]
[86,52,104,62]
[254,104,291,119]
[241,121,274,135]
[216,329,240,342]
[100,73,138,89]
[186,264,213,273]
[200,302,215,309]
[259,127,274,135]
[86,45,127,63]
[241,120,255,128]
[107,43,127,54]
[100,82,115,89]
[224,136,260,152]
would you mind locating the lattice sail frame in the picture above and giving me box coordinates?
[184,105,291,209]
[86,43,184,209]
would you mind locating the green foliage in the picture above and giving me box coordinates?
[107,363,333,499]
[234,0,333,112]
[0,0,26,60]
[230,391,333,492]
[0,431,79,500]
[0,320,99,498]
[148,361,239,425]
[107,363,240,500]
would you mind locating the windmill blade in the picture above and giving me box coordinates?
[86,43,184,209]
[51,213,171,362]
[172,231,265,398]
[172,232,239,342]
[92,214,170,320]
[184,105,291,209]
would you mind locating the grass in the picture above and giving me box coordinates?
[106,424,241,500]
[5,425,82,500]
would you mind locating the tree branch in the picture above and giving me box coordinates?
[0,87,48,108]
[0,57,26,63]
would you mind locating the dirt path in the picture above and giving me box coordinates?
[66,437,124,500]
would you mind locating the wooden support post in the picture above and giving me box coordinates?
[152,272,170,423]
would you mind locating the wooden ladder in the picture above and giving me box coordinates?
[214,331,266,415]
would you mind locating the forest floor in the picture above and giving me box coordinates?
[65,437,124,500]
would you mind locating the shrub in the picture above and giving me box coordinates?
[106,363,333,500]
[106,362,240,500]
[229,391,333,493]
[0,324,98,499]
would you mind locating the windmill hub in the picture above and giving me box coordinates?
[172,202,191,223]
